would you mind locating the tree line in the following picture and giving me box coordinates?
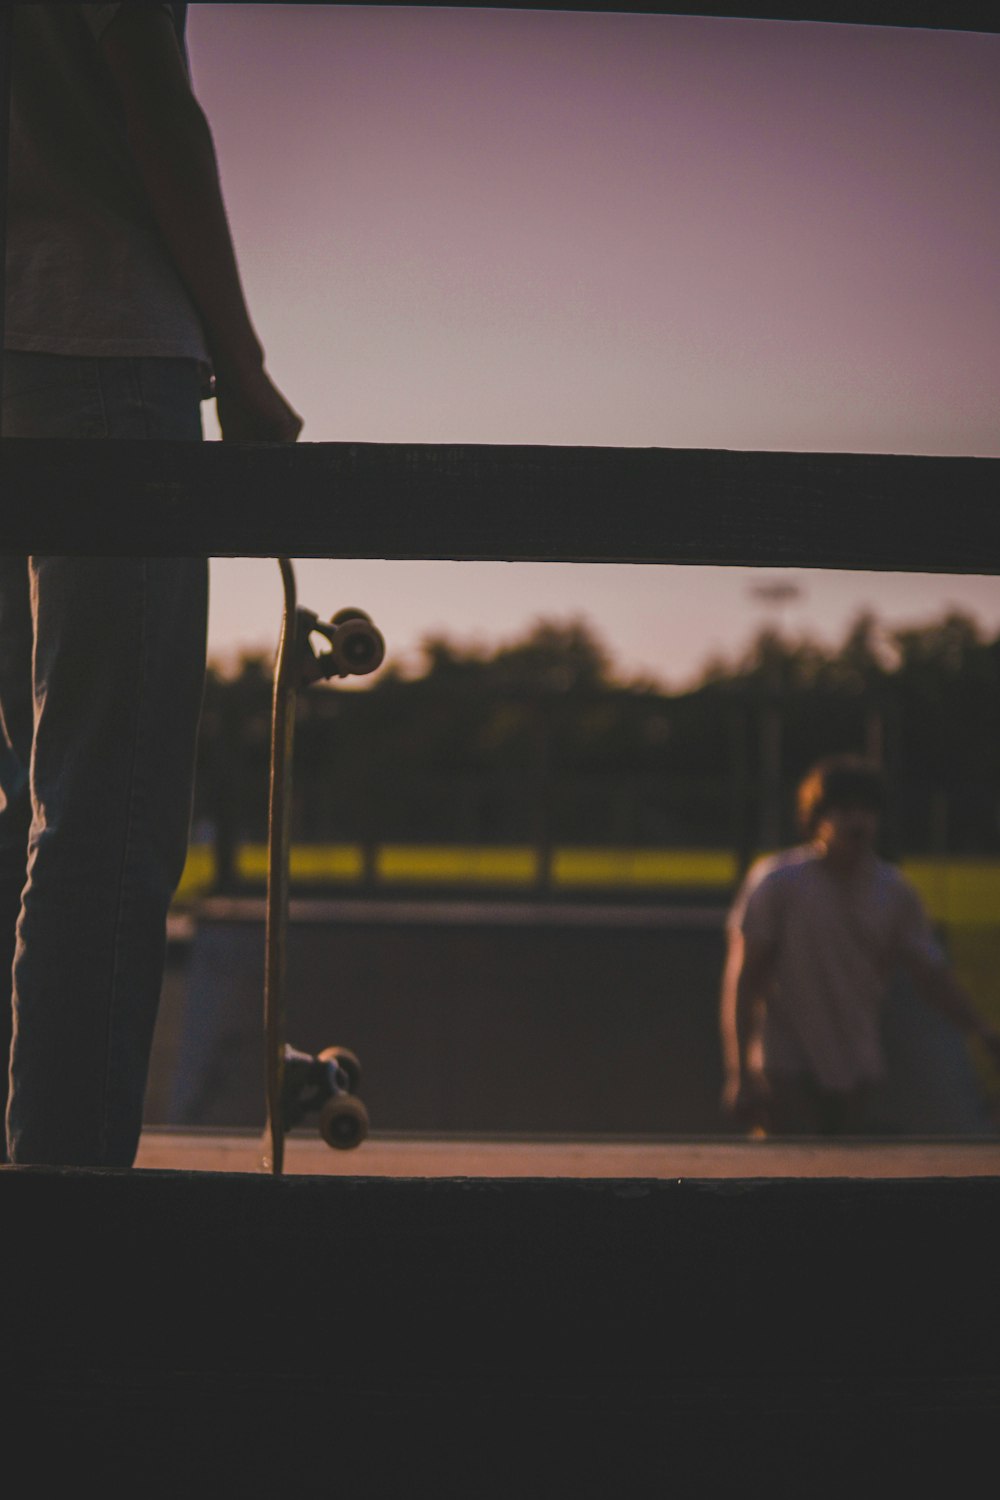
[193,607,1000,873]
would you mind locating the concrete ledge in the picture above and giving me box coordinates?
[2,1167,998,1488]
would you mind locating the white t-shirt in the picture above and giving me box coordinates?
[4,3,210,366]
[728,845,944,1091]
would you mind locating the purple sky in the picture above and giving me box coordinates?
[186,6,1000,685]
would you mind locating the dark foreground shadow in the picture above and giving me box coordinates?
[1,1168,998,1492]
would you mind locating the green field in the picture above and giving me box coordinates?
[175,840,1000,918]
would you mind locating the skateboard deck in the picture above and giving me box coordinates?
[262,557,384,1174]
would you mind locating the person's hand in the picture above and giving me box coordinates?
[216,366,303,443]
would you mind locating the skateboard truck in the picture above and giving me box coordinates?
[294,606,385,686]
[280,1044,369,1151]
[262,558,383,1174]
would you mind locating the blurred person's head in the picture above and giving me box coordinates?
[796,755,885,869]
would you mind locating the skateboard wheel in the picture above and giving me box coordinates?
[319,1094,369,1150]
[318,1045,362,1093]
[330,607,372,626]
[331,616,385,677]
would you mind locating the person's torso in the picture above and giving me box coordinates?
[741,847,914,1089]
[4,3,209,366]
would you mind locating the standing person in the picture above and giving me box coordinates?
[1,4,301,1166]
[720,755,1000,1136]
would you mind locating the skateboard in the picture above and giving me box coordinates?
[262,556,385,1174]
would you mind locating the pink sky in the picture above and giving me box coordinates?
[186,6,1000,685]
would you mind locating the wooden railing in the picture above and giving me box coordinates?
[2,3,997,571]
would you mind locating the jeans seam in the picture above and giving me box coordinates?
[100,562,148,1162]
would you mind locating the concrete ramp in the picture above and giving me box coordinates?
[167,900,729,1133]
[162,899,996,1138]
[2,1167,997,1490]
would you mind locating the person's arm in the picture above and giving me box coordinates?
[902,948,1000,1069]
[893,877,1000,1070]
[719,928,775,1124]
[99,7,302,442]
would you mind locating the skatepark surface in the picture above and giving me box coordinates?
[135,1125,1000,1176]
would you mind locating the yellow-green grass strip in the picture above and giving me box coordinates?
[552,847,739,888]
[901,859,1000,928]
[234,843,364,882]
[174,844,1000,916]
[174,843,215,901]
[377,845,538,884]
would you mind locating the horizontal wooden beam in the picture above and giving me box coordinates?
[185,1,999,34]
[0,6,10,360]
[1,440,997,571]
[3,1169,1000,1487]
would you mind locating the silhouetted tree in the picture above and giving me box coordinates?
[192,609,1000,862]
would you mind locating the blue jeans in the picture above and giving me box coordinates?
[1,354,208,1166]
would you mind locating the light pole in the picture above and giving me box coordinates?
[747,579,804,851]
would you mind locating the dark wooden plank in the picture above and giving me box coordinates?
[0,6,11,365]
[171,1,1000,34]
[5,1169,998,1379]
[1,439,997,571]
[2,1168,999,1487]
[7,1369,999,1491]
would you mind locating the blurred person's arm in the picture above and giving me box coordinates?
[902,949,1000,1069]
[100,7,302,442]
[719,929,775,1124]
[894,878,1000,1069]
